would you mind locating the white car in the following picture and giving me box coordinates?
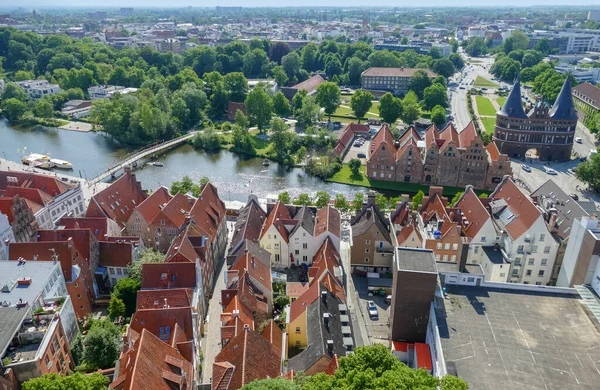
[544,167,558,175]
[522,164,531,172]
[367,301,379,320]
[575,137,582,143]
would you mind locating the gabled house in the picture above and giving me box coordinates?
[350,193,394,273]
[110,328,193,390]
[259,201,292,267]
[489,177,560,285]
[314,206,341,254]
[58,216,121,241]
[212,328,281,390]
[288,206,317,265]
[227,195,267,265]
[219,296,255,348]
[367,124,396,181]
[125,186,172,245]
[86,168,148,230]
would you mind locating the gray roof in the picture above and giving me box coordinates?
[531,179,589,240]
[498,78,527,119]
[438,285,600,389]
[287,285,353,373]
[0,261,59,306]
[228,197,267,256]
[395,247,437,273]
[0,307,30,358]
[482,246,507,265]
[230,239,272,268]
[351,204,392,244]
[550,77,578,121]
[290,206,315,237]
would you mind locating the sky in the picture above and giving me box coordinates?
[6,1,600,8]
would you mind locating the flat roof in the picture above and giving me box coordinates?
[0,261,59,305]
[396,247,437,273]
[482,246,508,265]
[437,285,600,390]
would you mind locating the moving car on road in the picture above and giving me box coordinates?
[544,167,557,175]
[522,164,531,173]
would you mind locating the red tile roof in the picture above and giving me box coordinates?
[159,193,194,228]
[424,124,439,150]
[369,124,395,158]
[286,282,309,298]
[361,67,437,78]
[334,126,355,156]
[454,187,490,239]
[439,122,459,146]
[486,142,500,161]
[213,329,281,390]
[396,221,423,246]
[325,354,339,376]
[310,237,342,283]
[260,201,291,242]
[141,262,196,289]
[135,187,172,224]
[58,217,112,240]
[0,197,16,223]
[230,251,272,292]
[490,177,541,240]
[9,241,79,280]
[0,171,71,197]
[458,121,478,148]
[261,319,284,356]
[289,276,344,323]
[87,171,147,227]
[136,288,193,310]
[221,296,254,330]
[37,229,94,261]
[188,182,226,242]
[110,329,193,390]
[314,206,341,238]
[99,241,133,268]
[130,307,194,341]
[3,186,53,206]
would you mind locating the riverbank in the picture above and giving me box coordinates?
[328,164,481,197]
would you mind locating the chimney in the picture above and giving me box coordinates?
[321,290,327,306]
[327,339,334,353]
[323,312,330,328]
[548,212,558,232]
[4,238,10,261]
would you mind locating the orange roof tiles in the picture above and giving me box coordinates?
[454,187,490,239]
[325,354,339,376]
[221,296,255,330]
[99,241,133,268]
[314,206,341,238]
[37,229,94,261]
[369,124,395,158]
[213,329,281,390]
[439,123,459,146]
[286,282,309,298]
[135,187,172,224]
[3,186,54,206]
[87,171,147,227]
[110,329,193,390]
[130,307,194,341]
[396,221,423,246]
[58,217,112,240]
[141,262,196,289]
[136,288,193,310]
[458,121,478,148]
[260,319,284,355]
[260,201,291,242]
[415,343,433,371]
[159,193,194,228]
[310,237,342,283]
[490,177,541,240]
[0,171,71,197]
[486,142,501,161]
[230,252,272,292]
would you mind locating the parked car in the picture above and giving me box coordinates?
[367,301,378,320]
[571,193,579,200]
[521,164,531,172]
[575,137,582,143]
[385,295,392,304]
[357,153,366,158]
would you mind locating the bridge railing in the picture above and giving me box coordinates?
[91,131,197,182]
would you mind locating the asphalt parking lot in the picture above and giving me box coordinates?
[352,275,390,344]
[343,139,370,164]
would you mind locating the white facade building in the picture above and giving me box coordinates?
[88,85,139,100]
[0,212,15,260]
[34,186,86,230]
[15,80,61,100]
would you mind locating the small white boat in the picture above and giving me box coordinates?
[21,153,53,169]
[50,158,73,169]
[152,161,164,167]
[262,159,270,166]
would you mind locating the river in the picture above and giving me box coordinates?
[0,119,364,202]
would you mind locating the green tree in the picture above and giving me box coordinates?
[350,89,374,122]
[241,378,302,390]
[316,81,341,120]
[235,109,250,130]
[224,72,249,102]
[14,70,35,81]
[2,98,28,120]
[408,69,433,99]
[107,296,126,319]
[401,91,421,125]
[464,36,488,57]
[245,86,273,131]
[112,278,140,317]
[282,52,302,79]
[273,91,291,118]
[412,189,425,210]
[295,95,321,128]
[1,82,27,101]
[575,152,600,191]
[432,58,456,78]
[70,332,84,366]
[231,125,256,155]
[479,193,489,199]
[506,30,530,52]
[271,65,289,88]
[334,194,349,212]
[294,193,313,206]
[22,373,109,390]
[83,320,121,370]
[349,158,362,176]
[379,92,403,125]
[352,192,364,211]
[170,175,202,197]
[423,83,448,110]
[315,191,331,208]
[448,53,465,70]
[127,248,163,284]
[431,105,447,126]
[35,99,53,118]
[278,191,291,204]
[451,191,464,206]
[347,57,364,85]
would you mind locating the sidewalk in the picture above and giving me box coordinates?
[201,221,235,384]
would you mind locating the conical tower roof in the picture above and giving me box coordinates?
[550,76,578,121]
[497,78,527,119]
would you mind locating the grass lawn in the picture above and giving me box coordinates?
[496,96,506,107]
[481,117,496,135]
[473,76,498,88]
[328,164,481,196]
[333,102,380,120]
[475,96,496,116]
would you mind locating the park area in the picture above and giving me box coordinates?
[473,76,498,88]
[496,96,506,106]
[333,101,380,122]
[475,96,496,116]
[481,117,496,135]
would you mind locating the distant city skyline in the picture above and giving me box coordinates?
[4,1,600,9]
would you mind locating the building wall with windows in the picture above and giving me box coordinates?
[260,224,290,268]
[289,226,319,265]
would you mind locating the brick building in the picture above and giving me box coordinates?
[367,123,511,191]
[493,77,577,162]
[361,67,437,94]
